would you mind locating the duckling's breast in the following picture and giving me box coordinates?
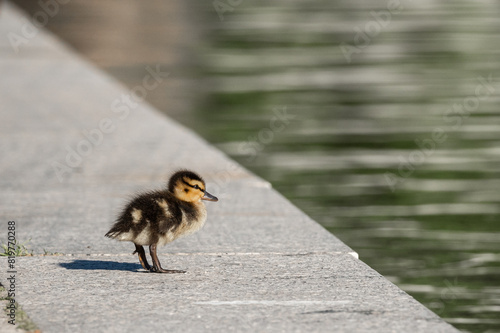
[158,201,207,246]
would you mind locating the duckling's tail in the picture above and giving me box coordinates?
[106,217,132,240]
[105,228,122,239]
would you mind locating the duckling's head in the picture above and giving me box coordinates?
[168,170,218,203]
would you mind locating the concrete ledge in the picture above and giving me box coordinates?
[8,255,454,332]
[0,2,458,332]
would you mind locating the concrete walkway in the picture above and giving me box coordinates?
[0,2,458,332]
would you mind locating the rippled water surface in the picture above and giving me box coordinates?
[200,2,500,332]
[15,0,500,331]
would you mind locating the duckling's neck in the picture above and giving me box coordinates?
[178,199,206,220]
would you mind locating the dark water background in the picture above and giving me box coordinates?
[13,0,500,331]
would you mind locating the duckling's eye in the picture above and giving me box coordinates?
[193,185,200,190]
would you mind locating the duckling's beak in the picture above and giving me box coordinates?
[202,190,218,202]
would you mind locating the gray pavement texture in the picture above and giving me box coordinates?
[0,2,459,332]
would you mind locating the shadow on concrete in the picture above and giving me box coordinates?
[59,259,142,271]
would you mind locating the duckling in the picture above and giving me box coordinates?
[105,170,218,273]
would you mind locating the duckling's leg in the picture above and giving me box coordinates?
[133,243,151,271]
[149,243,186,274]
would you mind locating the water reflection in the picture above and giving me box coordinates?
[13,0,500,331]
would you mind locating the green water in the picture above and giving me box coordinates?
[198,1,500,332]
[14,0,500,331]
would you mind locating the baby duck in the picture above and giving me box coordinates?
[105,170,218,273]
